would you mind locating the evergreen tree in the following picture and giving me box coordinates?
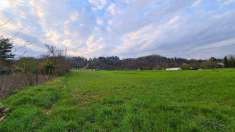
[0,38,14,62]
[230,56,235,67]
[224,56,229,67]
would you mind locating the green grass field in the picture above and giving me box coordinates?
[1,69,235,131]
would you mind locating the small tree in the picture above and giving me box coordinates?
[0,38,14,62]
[40,59,55,75]
[209,57,216,63]
[229,56,235,67]
[0,38,14,74]
[42,44,71,76]
[224,56,229,67]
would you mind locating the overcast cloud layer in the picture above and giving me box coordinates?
[0,0,235,59]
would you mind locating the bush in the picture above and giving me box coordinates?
[39,59,55,75]
[39,57,72,76]
[181,63,191,70]
[16,57,38,73]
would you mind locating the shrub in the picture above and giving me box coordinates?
[180,63,191,70]
[16,57,38,73]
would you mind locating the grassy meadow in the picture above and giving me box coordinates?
[1,69,235,131]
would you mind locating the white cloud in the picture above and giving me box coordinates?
[0,1,10,9]
[107,3,120,16]
[69,12,80,22]
[191,38,235,51]
[113,15,183,57]
[89,0,107,10]
[45,31,61,45]
[96,18,104,25]
[218,0,235,5]
[192,0,203,7]
[68,35,106,57]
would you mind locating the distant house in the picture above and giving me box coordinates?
[166,67,182,71]
[217,62,225,68]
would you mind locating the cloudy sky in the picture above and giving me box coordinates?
[0,0,235,59]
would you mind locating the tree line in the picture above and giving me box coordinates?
[71,55,235,70]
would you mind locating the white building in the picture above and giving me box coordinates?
[166,67,182,71]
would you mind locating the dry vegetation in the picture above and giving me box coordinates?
[0,73,51,98]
